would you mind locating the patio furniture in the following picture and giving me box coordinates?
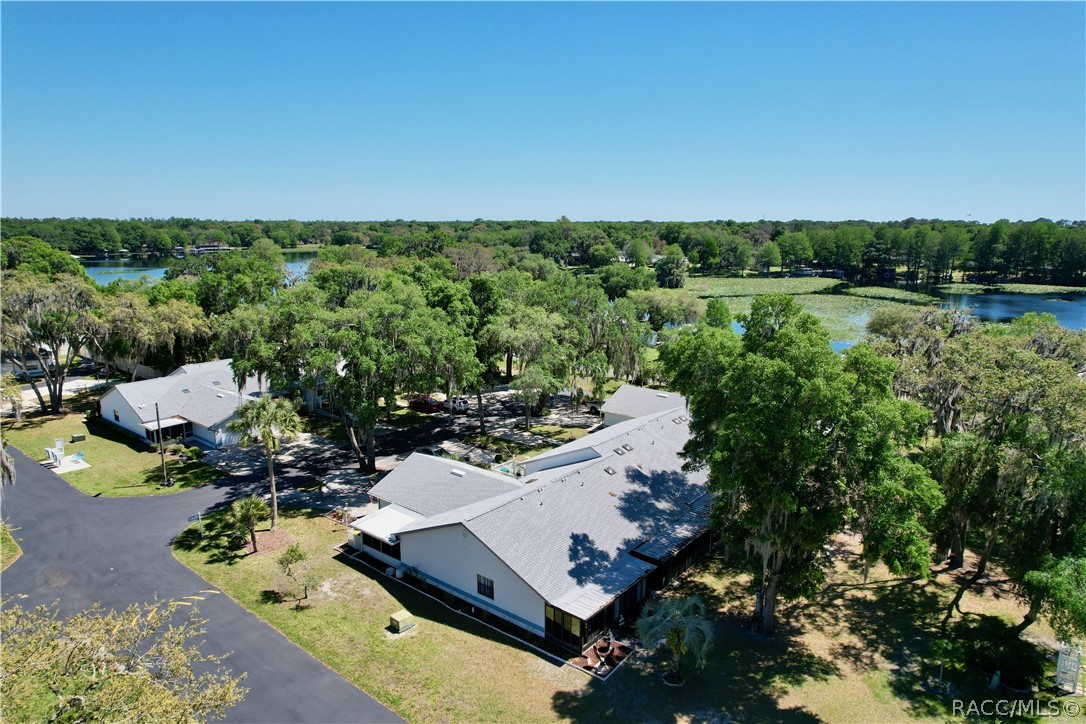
[72,451,85,463]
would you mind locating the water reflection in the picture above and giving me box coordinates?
[81,251,318,286]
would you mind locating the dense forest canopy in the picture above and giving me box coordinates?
[3,216,1085,285]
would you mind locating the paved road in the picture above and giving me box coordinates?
[1,447,401,724]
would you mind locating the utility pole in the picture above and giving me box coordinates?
[155,402,168,485]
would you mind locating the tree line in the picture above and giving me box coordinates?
[3,215,1084,285]
[0,237,672,452]
[2,233,1083,650]
[663,299,1086,643]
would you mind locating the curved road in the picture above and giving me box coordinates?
[1,447,401,724]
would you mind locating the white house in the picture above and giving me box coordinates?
[97,359,268,448]
[350,388,711,652]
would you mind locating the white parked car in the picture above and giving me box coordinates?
[441,397,470,413]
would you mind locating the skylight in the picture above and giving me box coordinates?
[604,467,616,475]
[450,469,466,478]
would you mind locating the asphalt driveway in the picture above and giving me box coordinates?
[1,447,401,724]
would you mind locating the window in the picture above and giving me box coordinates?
[361,533,401,561]
[477,574,494,599]
[545,604,583,647]
[114,410,120,422]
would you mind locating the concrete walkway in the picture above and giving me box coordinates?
[1,448,401,723]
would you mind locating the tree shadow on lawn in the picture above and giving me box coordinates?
[175,508,326,565]
[551,611,835,723]
[551,556,836,722]
[138,459,221,491]
[173,515,244,566]
[786,562,1052,720]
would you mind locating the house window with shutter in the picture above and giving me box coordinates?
[477,574,494,599]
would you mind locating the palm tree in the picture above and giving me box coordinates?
[635,594,715,685]
[226,395,302,530]
[229,495,269,552]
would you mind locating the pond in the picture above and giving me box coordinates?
[80,250,319,286]
[936,290,1085,331]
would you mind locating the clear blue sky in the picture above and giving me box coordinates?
[2,2,1083,222]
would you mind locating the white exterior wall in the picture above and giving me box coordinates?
[215,427,240,448]
[400,524,546,636]
[100,389,152,443]
[521,447,598,475]
[603,412,635,428]
[191,423,217,446]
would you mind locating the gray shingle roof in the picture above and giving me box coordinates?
[600,384,687,420]
[390,405,711,620]
[368,454,523,518]
[105,359,266,429]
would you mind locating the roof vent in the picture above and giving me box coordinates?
[450,469,466,478]
[216,393,224,398]
[181,388,190,394]
[212,380,221,386]
[137,404,145,409]
[604,466,616,475]
[614,448,625,455]
[656,392,669,398]
[622,443,633,451]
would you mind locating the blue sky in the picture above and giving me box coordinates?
[2,2,1083,222]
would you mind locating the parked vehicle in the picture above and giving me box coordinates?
[408,397,441,413]
[415,445,445,457]
[586,400,602,415]
[441,397,470,413]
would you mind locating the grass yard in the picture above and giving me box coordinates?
[302,406,431,445]
[301,411,348,443]
[531,425,589,444]
[173,508,593,723]
[174,510,1085,723]
[385,406,434,428]
[938,282,1086,295]
[459,433,554,461]
[843,287,940,305]
[685,276,843,298]
[715,294,923,342]
[1,522,22,571]
[3,412,220,497]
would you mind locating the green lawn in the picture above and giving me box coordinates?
[175,510,1084,723]
[300,411,349,443]
[459,433,552,460]
[713,293,925,341]
[685,276,843,298]
[1,522,22,571]
[4,412,220,497]
[843,287,940,305]
[939,282,1086,295]
[531,425,589,444]
[385,406,433,429]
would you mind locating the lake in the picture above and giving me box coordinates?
[937,290,1085,331]
[81,250,319,285]
[82,255,1084,340]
